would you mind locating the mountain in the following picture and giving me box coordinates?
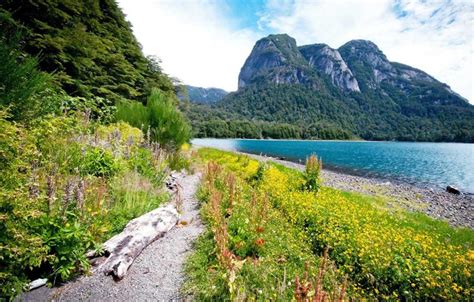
[179,85,228,104]
[189,34,474,142]
[0,0,173,103]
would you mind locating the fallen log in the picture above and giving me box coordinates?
[28,278,48,290]
[89,204,180,280]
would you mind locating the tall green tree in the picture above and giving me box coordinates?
[0,35,51,121]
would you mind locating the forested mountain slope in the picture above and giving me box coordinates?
[0,0,173,103]
[189,34,474,142]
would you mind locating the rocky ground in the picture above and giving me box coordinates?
[20,172,203,302]
[245,152,474,229]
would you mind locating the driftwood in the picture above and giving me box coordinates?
[89,204,180,280]
[28,278,48,290]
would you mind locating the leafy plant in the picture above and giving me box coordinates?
[302,155,321,193]
[37,213,94,282]
[0,112,174,300]
[185,152,346,300]
[80,147,120,177]
[116,89,191,149]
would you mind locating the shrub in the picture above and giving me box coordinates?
[80,147,120,177]
[116,89,191,149]
[36,213,94,282]
[129,148,167,185]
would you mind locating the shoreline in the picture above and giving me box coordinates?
[214,148,473,229]
[193,137,474,145]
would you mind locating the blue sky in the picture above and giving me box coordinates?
[223,0,267,29]
[118,0,473,103]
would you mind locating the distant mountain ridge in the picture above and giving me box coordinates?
[180,85,228,104]
[189,34,473,142]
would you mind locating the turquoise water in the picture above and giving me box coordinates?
[192,139,474,193]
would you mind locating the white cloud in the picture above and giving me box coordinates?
[117,0,258,92]
[258,0,474,102]
[118,0,473,102]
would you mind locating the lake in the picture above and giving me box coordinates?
[192,138,474,194]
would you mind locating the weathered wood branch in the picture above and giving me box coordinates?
[90,204,180,280]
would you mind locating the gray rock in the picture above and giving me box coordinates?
[300,44,360,92]
[446,185,461,195]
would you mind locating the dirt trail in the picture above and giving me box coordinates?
[21,172,203,302]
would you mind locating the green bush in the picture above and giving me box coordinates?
[37,213,94,282]
[116,89,191,149]
[129,148,167,185]
[80,147,120,177]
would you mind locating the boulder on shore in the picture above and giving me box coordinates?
[446,185,461,195]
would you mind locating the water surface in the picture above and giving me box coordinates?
[192,139,474,193]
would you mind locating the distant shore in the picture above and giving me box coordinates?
[219,149,473,229]
[193,137,474,144]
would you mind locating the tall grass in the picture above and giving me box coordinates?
[115,89,191,149]
[108,171,168,234]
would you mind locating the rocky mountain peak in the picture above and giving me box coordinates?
[339,40,392,71]
[299,43,360,92]
[238,34,313,89]
[238,34,462,103]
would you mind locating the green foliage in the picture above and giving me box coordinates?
[108,172,168,234]
[185,159,345,300]
[0,1,174,104]
[0,113,170,300]
[251,162,267,184]
[166,152,191,172]
[0,34,51,121]
[116,89,191,149]
[37,213,94,282]
[0,1,192,299]
[80,147,120,177]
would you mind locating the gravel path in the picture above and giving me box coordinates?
[243,152,474,229]
[22,172,203,302]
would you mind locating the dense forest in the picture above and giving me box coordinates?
[0,1,190,299]
[0,0,174,104]
[185,81,474,141]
